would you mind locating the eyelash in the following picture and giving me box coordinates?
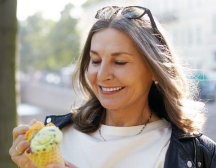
[91,60,100,64]
[91,60,127,65]
[116,62,127,65]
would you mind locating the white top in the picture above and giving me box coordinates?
[61,119,171,168]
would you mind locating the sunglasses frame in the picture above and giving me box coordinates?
[95,6,158,34]
[95,6,166,45]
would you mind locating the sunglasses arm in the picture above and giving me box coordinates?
[146,9,158,34]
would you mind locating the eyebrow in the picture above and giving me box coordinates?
[90,50,132,56]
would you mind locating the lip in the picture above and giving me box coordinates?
[99,86,124,95]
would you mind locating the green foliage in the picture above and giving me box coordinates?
[19,3,80,71]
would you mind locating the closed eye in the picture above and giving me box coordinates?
[91,60,101,64]
[116,62,127,65]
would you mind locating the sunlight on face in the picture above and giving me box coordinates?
[87,28,153,111]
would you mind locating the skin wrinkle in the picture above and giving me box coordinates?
[87,28,160,127]
[72,13,205,134]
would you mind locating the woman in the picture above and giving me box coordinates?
[9,6,216,168]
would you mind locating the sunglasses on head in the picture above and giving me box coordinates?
[95,6,164,44]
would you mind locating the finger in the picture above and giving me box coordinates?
[46,161,78,168]
[15,139,29,156]
[9,134,24,156]
[13,153,37,168]
[9,134,28,156]
[64,160,77,168]
[12,119,36,141]
[29,119,37,126]
[46,164,64,168]
[10,126,31,157]
[9,119,37,168]
[12,125,29,141]
[21,158,37,168]
[10,133,27,156]
[13,132,27,147]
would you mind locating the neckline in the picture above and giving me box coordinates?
[100,119,169,137]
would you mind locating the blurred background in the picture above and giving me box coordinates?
[1,0,216,167]
[17,0,216,140]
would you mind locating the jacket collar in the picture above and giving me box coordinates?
[171,124,202,139]
[45,113,203,139]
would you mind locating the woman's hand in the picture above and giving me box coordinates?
[46,160,77,168]
[9,119,37,168]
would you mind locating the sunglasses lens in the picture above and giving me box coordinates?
[95,6,119,19]
[122,7,145,19]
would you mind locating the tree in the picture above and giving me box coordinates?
[19,3,80,72]
[48,3,80,69]
[0,0,17,167]
[83,0,101,7]
[19,12,55,71]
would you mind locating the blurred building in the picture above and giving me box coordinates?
[79,0,216,77]
[146,0,216,75]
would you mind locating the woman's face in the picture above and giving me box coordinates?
[87,28,154,111]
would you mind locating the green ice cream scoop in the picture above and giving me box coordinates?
[30,126,63,154]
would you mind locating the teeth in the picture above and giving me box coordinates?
[102,87,123,92]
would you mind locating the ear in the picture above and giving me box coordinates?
[151,75,157,81]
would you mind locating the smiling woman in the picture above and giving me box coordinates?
[87,28,155,126]
[10,4,216,168]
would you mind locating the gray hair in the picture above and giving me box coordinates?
[72,15,206,133]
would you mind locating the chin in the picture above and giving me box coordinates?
[100,101,120,110]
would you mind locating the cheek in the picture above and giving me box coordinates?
[86,67,96,85]
[129,68,153,87]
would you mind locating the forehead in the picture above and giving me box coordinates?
[90,28,137,52]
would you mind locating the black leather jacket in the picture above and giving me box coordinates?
[44,113,216,168]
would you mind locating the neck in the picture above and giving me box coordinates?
[103,104,157,127]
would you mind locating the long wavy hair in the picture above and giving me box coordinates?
[71,14,205,133]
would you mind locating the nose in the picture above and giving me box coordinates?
[97,61,114,81]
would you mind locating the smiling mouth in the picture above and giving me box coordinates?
[101,86,124,92]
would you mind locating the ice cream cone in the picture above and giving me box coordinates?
[25,121,64,168]
[26,121,44,143]
[25,145,64,168]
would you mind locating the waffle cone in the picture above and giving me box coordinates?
[25,144,64,168]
